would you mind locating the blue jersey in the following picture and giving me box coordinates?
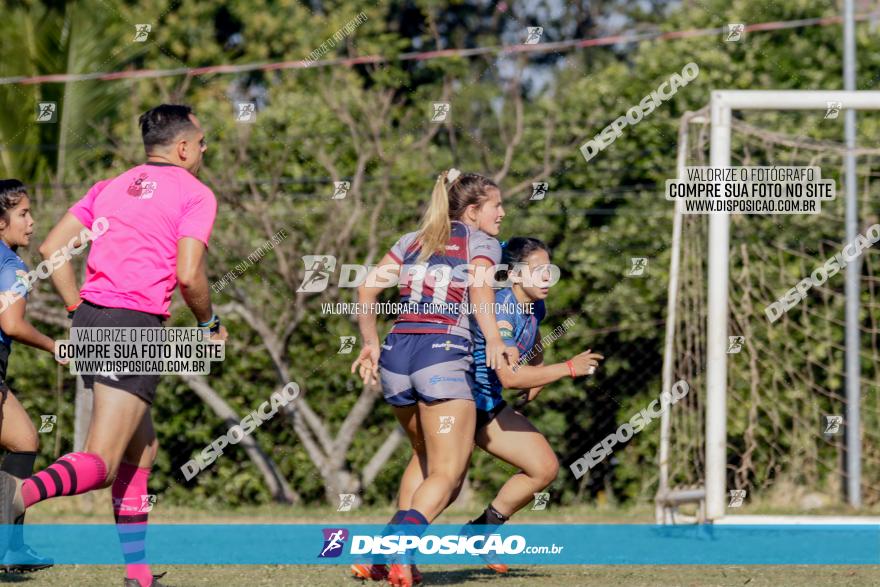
[388,221,501,341]
[0,241,29,347]
[471,288,545,411]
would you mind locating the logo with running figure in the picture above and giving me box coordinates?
[628,257,647,276]
[297,255,337,293]
[531,492,550,510]
[338,336,356,354]
[332,181,350,200]
[139,494,157,513]
[726,23,744,42]
[825,101,843,120]
[38,414,56,433]
[36,102,57,123]
[431,102,450,123]
[728,489,747,508]
[337,493,356,512]
[727,336,745,354]
[530,182,548,201]
[133,24,152,42]
[823,415,843,436]
[438,415,455,434]
[236,102,257,123]
[318,528,349,558]
[525,27,543,44]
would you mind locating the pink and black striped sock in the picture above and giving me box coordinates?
[21,452,107,508]
[113,462,153,587]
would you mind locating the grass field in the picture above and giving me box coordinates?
[8,497,879,586]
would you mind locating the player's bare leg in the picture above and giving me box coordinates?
[408,399,474,520]
[475,405,559,517]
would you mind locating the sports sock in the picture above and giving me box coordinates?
[401,508,430,537]
[1,451,37,550]
[372,510,408,567]
[113,462,153,587]
[21,452,107,508]
[468,503,509,526]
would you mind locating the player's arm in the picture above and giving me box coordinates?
[177,237,226,341]
[520,329,546,402]
[495,345,603,390]
[352,253,400,385]
[38,212,88,308]
[469,257,504,370]
[0,295,54,354]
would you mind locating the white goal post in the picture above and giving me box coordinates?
[685,90,880,521]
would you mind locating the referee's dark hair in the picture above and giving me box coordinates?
[138,104,196,152]
[0,179,27,222]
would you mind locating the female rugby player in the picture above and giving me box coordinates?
[360,237,603,579]
[0,180,57,572]
[351,169,506,587]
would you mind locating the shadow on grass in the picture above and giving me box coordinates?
[0,574,34,584]
[420,567,550,584]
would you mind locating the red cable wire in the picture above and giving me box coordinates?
[0,12,875,86]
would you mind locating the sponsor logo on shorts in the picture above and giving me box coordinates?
[431,340,469,352]
[319,528,349,558]
[428,375,465,385]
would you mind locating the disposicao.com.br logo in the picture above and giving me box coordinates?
[319,528,564,558]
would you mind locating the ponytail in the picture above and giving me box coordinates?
[416,172,452,263]
[416,169,498,263]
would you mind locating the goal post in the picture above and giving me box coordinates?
[702,90,880,521]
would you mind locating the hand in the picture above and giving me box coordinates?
[569,349,604,377]
[209,325,228,343]
[514,386,544,409]
[485,337,507,371]
[351,344,380,386]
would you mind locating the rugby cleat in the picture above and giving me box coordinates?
[351,563,388,581]
[123,571,168,587]
[1,544,53,573]
[387,563,413,587]
[0,473,24,554]
[411,564,423,584]
[485,562,509,574]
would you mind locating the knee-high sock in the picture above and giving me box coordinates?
[1,451,37,550]
[21,452,107,508]
[112,463,153,587]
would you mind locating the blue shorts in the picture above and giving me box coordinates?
[379,333,475,407]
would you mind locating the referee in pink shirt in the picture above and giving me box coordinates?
[0,105,227,587]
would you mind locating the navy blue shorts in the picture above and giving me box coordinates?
[378,333,475,407]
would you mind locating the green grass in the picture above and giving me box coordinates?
[10,501,880,586]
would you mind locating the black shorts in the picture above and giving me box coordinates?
[74,299,164,405]
[476,400,507,430]
[0,343,9,391]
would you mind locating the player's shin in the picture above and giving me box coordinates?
[112,463,153,587]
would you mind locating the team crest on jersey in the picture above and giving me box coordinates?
[14,269,29,289]
[127,173,158,199]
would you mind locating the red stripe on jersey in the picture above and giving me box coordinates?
[397,313,456,324]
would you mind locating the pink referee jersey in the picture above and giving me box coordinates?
[69,162,217,317]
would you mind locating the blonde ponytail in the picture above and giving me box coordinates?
[416,172,451,263]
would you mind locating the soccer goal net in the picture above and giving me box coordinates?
[660,91,880,523]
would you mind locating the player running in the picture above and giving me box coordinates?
[463,236,601,573]
[351,169,506,587]
[0,180,56,573]
[357,237,602,580]
[0,105,227,587]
